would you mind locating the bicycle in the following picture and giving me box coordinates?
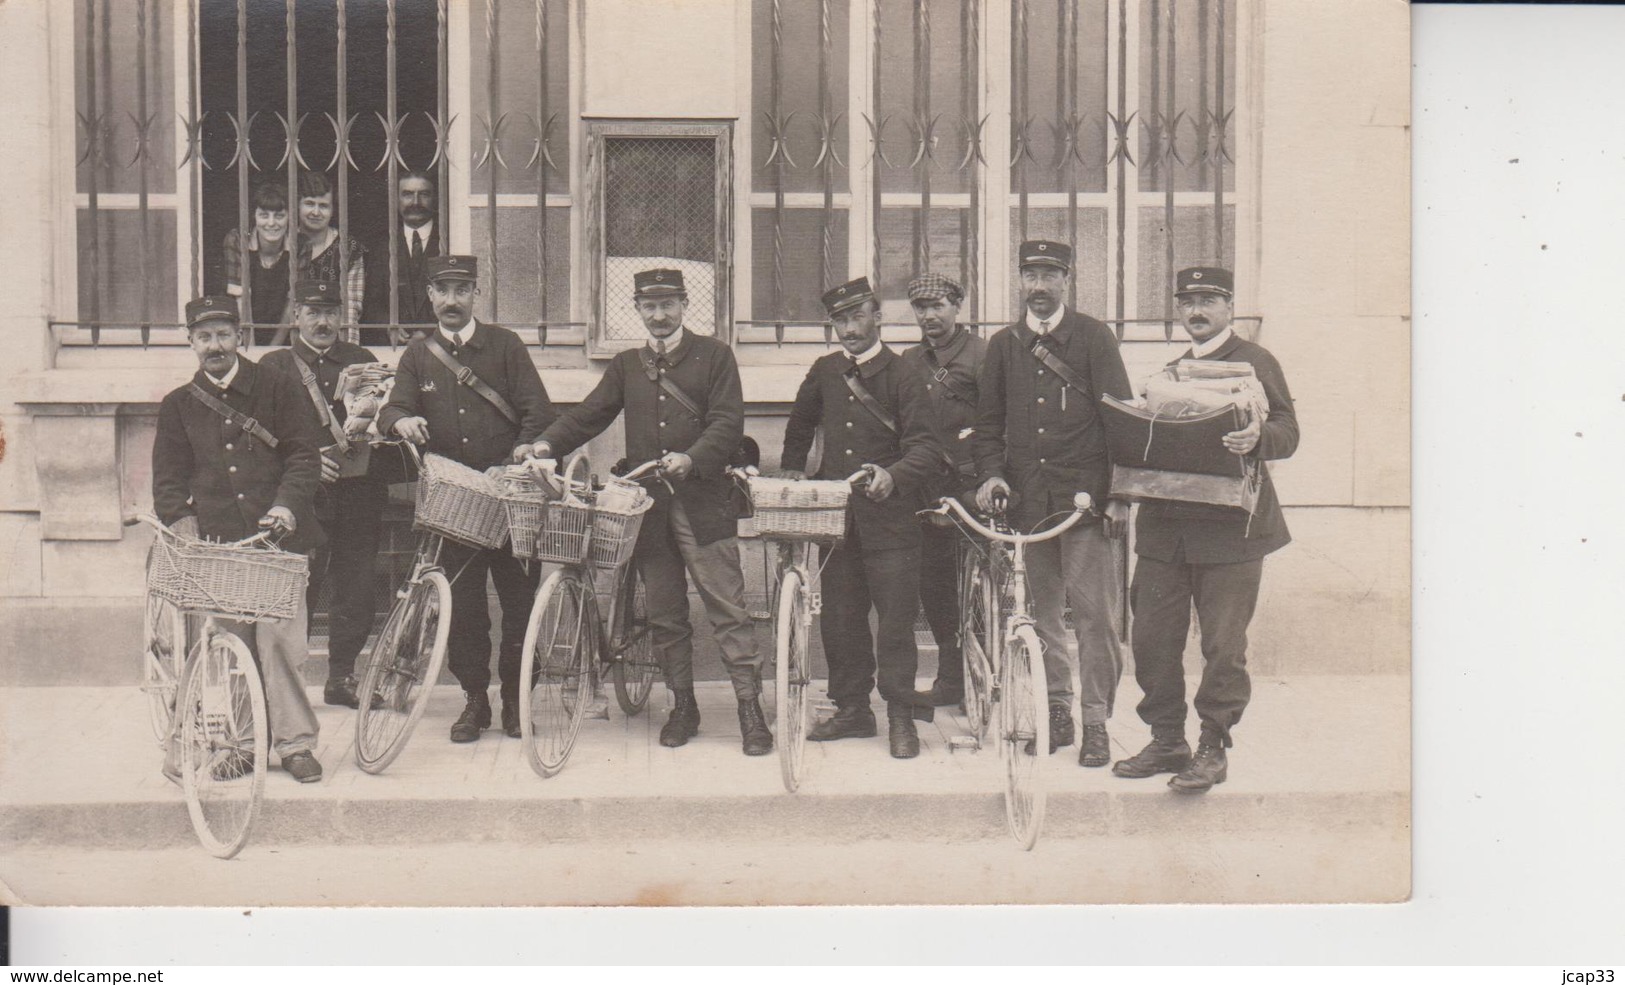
[731,464,875,793]
[920,492,1095,850]
[129,513,307,859]
[515,454,656,778]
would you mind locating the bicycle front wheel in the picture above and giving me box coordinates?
[354,570,453,775]
[958,548,998,746]
[775,567,811,793]
[608,567,657,716]
[178,629,267,859]
[142,584,187,745]
[520,569,597,778]
[1000,624,1049,851]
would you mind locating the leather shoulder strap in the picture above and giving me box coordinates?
[425,336,519,426]
[292,357,351,451]
[188,383,279,449]
[842,368,898,433]
[638,349,704,419]
[921,346,974,403]
[1027,335,1093,402]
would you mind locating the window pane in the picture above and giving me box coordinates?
[1005,206,1108,322]
[751,0,850,196]
[752,209,849,323]
[1138,0,1238,193]
[467,205,573,327]
[76,0,177,194]
[469,0,571,196]
[77,209,179,325]
[1010,0,1108,196]
[876,0,974,196]
[877,207,977,323]
[602,137,719,343]
[1135,203,1235,319]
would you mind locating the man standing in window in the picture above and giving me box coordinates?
[528,269,771,756]
[364,171,440,347]
[782,277,944,759]
[261,280,388,710]
[377,256,556,743]
[898,273,987,709]
[972,241,1133,768]
[152,296,326,783]
[1112,267,1299,792]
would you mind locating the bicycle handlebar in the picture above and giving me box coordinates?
[620,460,665,483]
[122,513,279,548]
[922,493,1093,546]
[723,464,874,488]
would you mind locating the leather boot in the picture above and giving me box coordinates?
[659,688,701,748]
[1048,703,1075,753]
[1111,734,1192,778]
[1168,737,1228,793]
[1078,722,1111,768]
[737,696,774,756]
[887,703,920,759]
[808,704,877,741]
[450,690,491,743]
[501,700,522,738]
[324,674,360,708]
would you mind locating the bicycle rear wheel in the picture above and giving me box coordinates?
[1000,624,1049,851]
[958,548,997,745]
[775,567,811,792]
[178,628,267,859]
[608,567,657,716]
[354,570,453,774]
[520,569,597,778]
[142,584,187,745]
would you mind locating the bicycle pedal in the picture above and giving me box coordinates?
[947,735,980,753]
[808,593,822,615]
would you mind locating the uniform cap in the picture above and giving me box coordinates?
[1017,240,1072,271]
[633,268,686,298]
[185,295,239,328]
[425,255,478,283]
[821,276,876,316]
[1174,266,1234,297]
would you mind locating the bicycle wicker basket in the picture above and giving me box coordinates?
[496,472,558,562]
[414,453,510,550]
[531,490,654,569]
[746,476,852,540]
[146,528,309,621]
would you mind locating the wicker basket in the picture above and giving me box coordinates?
[496,473,559,561]
[532,494,654,569]
[146,530,309,621]
[413,453,510,550]
[746,476,852,541]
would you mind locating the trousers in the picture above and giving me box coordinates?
[1129,553,1263,747]
[1025,523,1123,723]
[306,476,388,678]
[635,499,762,700]
[440,540,540,702]
[917,518,963,690]
[819,523,922,709]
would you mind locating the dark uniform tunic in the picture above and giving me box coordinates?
[899,326,988,695]
[1130,331,1299,747]
[261,338,388,678]
[376,320,557,701]
[540,330,761,698]
[782,346,944,709]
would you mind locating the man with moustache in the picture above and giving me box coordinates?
[377,256,556,743]
[527,269,770,756]
[261,280,388,709]
[972,241,1133,767]
[781,277,944,759]
[1112,267,1298,792]
[151,296,326,783]
[364,171,440,346]
[898,273,987,708]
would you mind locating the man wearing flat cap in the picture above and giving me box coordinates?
[151,296,328,784]
[781,277,945,758]
[528,269,772,757]
[377,255,557,743]
[898,273,987,708]
[972,240,1133,767]
[261,279,389,710]
[1112,266,1298,793]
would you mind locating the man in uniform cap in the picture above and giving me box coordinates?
[528,268,771,756]
[151,296,327,783]
[1112,266,1298,792]
[898,273,987,708]
[972,240,1133,767]
[261,279,389,709]
[378,255,557,743]
[781,277,945,758]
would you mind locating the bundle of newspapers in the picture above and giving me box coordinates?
[336,362,396,438]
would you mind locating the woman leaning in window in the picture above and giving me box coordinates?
[221,182,294,346]
[291,171,367,342]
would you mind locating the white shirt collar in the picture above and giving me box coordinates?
[205,356,241,390]
[404,220,433,245]
[850,338,885,365]
[1191,326,1234,358]
[647,326,686,352]
[443,320,478,348]
[1025,305,1068,334]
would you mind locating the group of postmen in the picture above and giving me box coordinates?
[152,234,1297,796]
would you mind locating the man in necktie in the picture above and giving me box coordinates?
[972,241,1134,768]
[150,296,327,783]
[363,171,440,346]
[529,269,770,755]
[378,256,557,743]
[781,277,945,759]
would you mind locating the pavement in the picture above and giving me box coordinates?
[0,673,1409,906]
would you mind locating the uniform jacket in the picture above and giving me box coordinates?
[540,331,746,548]
[376,320,556,470]
[900,326,988,497]
[781,346,945,551]
[152,355,326,554]
[261,337,391,489]
[1134,333,1298,564]
[972,307,1133,532]
[363,224,440,328]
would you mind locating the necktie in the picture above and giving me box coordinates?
[411,230,423,261]
[1038,319,1050,335]
[655,340,668,358]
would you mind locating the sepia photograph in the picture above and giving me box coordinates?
[0,0,1409,908]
